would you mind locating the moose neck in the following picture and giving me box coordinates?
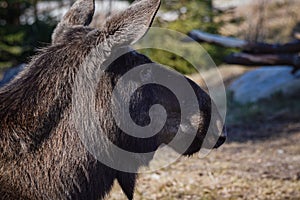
[0,43,95,158]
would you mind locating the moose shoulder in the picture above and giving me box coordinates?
[0,0,226,199]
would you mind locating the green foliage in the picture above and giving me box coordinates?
[0,21,55,70]
[0,0,55,70]
[159,0,216,33]
[139,49,197,74]
[136,0,231,74]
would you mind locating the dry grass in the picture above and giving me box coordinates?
[108,121,300,200]
[217,0,300,42]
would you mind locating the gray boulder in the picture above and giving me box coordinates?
[229,66,300,104]
[0,64,25,87]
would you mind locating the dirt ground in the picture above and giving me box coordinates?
[107,66,300,200]
[108,121,300,200]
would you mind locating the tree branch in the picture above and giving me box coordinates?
[186,30,300,54]
[186,30,247,48]
[224,53,300,74]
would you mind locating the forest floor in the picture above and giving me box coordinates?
[107,65,300,200]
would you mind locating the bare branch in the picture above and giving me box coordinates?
[186,30,300,54]
[185,30,247,48]
[224,53,300,74]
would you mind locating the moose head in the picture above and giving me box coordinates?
[0,0,226,199]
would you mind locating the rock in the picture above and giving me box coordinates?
[0,64,25,87]
[229,66,300,104]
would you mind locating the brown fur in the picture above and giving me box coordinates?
[0,0,225,199]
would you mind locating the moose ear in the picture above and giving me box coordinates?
[52,0,95,44]
[103,0,161,46]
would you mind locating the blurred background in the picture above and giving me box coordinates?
[1,0,300,199]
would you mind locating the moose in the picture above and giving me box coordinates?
[0,0,226,199]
